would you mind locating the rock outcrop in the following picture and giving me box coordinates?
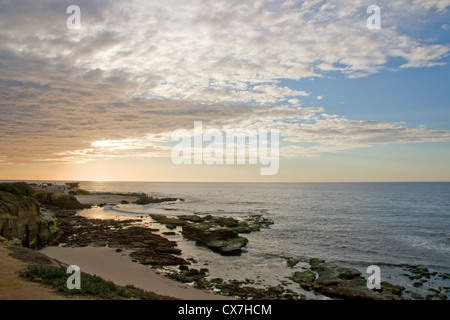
[290,258,405,300]
[33,188,86,209]
[182,223,249,255]
[0,183,57,248]
[51,210,189,267]
[176,214,273,256]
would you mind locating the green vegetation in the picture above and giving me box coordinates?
[286,257,300,268]
[0,182,35,198]
[46,217,59,238]
[29,237,38,248]
[404,266,437,280]
[167,269,303,300]
[21,265,172,300]
[289,258,406,300]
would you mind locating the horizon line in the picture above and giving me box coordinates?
[1,179,450,184]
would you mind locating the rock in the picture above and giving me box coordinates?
[411,292,423,300]
[52,212,189,268]
[177,215,205,223]
[177,214,272,256]
[149,214,187,228]
[132,253,188,266]
[0,183,58,248]
[268,285,285,294]
[289,270,316,290]
[440,273,450,280]
[289,258,405,300]
[404,266,436,281]
[379,281,406,298]
[34,188,86,209]
[169,269,208,286]
[211,216,240,228]
[233,215,274,233]
[150,213,272,256]
[136,196,181,205]
[205,236,248,255]
[286,257,300,268]
[210,278,303,300]
[337,267,362,280]
[130,242,146,248]
[181,223,248,256]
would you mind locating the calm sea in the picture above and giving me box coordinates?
[62,181,450,296]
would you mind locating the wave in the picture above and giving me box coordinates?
[389,234,450,257]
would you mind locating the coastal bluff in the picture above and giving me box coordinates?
[0,182,59,248]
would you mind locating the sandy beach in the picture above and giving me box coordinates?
[1,243,232,300]
[40,246,232,300]
[0,245,82,300]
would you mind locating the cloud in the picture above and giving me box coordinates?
[4,102,446,164]
[0,0,450,164]
[1,0,449,104]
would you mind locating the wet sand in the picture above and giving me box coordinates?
[40,246,233,300]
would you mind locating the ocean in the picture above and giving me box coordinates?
[75,181,450,298]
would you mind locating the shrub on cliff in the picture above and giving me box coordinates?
[0,182,35,198]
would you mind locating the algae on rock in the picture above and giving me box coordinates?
[0,182,57,248]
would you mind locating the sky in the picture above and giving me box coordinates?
[0,0,449,182]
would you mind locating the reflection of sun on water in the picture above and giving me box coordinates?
[76,206,156,227]
[77,207,113,220]
[77,207,135,221]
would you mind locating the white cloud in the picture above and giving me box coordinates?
[1,0,450,164]
[1,0,448,105]
[45,106,450,163]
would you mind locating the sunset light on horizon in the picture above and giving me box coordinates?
[1,0,450,182]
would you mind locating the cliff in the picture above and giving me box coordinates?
[0,183,57,248]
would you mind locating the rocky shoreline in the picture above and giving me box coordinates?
[1,182,448,300]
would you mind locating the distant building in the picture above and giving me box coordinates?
[49,185,68,194]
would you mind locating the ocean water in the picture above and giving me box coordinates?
[78,181,450,297]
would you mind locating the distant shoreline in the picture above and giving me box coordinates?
[2,180,450,184]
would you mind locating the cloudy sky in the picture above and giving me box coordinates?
[0,0,449,182]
